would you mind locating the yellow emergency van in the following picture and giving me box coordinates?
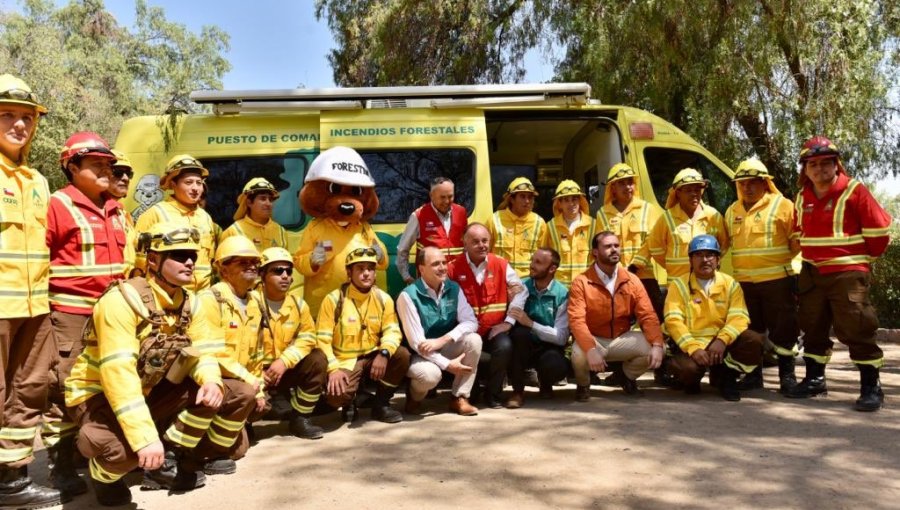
[114,83,735,293]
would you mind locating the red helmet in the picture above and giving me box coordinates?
[799,136,840,162]
[59,131,115,169]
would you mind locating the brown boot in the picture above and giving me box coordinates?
[448,396,478,416]
[404,397,423,415]
[506,391,524,409]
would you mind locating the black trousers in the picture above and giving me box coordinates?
[508,325,568,392]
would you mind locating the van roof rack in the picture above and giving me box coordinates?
[190,83,592,115]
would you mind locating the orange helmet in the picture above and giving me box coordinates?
[60,131,115,171]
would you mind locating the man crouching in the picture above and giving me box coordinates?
[64,223,253,506]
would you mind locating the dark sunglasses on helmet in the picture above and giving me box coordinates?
[509,182,537,193]
[167,250,198,264]
[169,156,204,172]
[733,168,768,180]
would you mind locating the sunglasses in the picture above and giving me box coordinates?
[247,181,276,193]
[0,88,40,104]
[157,228,200,245]
[268,266,292,276]
[167,250,198,264]
[509,182,536,193]
[112,167,134,179]
[608,167,636,181]
[800,144,838,158]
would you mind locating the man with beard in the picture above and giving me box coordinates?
[506,248,570,407]
[135,155,217,292]
[317,247,410,423]
[396,177,468,285]
[568,232,664,401]
[542,181,594,287]
[399,246,481,416]
[664,235,764,401]
[194,236,263,476]
[448,223,526,408]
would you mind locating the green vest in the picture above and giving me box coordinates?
[523,277,568,331]
[402,279,461,338]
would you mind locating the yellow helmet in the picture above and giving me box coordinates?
[215,236,259,266]
[345,246,378,267]
[111,149,132,170]
[552,179,589,216]
[160,154,209,190]
[665,168,709,208]
[606,163,637,185]
[233,177,280,220]
[733,158,779,197]
[138,223,200,253]
[498,176,538,210]
[0,74,47,114]
[260,247,293,269]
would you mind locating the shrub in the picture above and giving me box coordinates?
[871,239,900,328]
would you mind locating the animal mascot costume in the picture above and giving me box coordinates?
[294,147,388,315]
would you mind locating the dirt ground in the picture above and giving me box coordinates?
[34,341,900,510]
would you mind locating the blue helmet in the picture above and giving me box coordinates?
[688,234,720,255]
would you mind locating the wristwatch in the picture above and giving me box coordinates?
[377,349,390,358]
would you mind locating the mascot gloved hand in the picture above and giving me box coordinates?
[293,146,389,316]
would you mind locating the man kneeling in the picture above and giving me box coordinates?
[664,235,764,400]
[64,224,254,506]
[398,247,481,416]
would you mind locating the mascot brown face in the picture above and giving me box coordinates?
[299,146,379,225]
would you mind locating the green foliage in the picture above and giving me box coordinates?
[318,0,900,196]
[871,239,900,328]
[0,0,230,189]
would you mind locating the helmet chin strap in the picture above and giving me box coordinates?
[151,252,183,289]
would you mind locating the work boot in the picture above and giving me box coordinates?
[506,391,524,409]
[855,364,885,412]
[341,401,358,423]
[736,366,764,391]
[288,412,324,439]
[47,435,88,500]
[448,396,478,416]
[784,357,827,398]
[371,385,403,423]
[601,362,625,387]
[91,477,131,507]
[575,385,591,402]
[202,457,236,476]
[718,367,741,402]
[777,355,798,394]
[0,466,62,509]
[142,449,206,491]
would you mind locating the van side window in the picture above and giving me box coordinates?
[644,148,736,213]
[358,149,476,224]
[203,153,312,231]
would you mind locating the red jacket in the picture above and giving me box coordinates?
[448,253,508,336]
[47,186,126,315]
[415,203,467,255]
[568,265,663,353]
[796,173,892,274]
